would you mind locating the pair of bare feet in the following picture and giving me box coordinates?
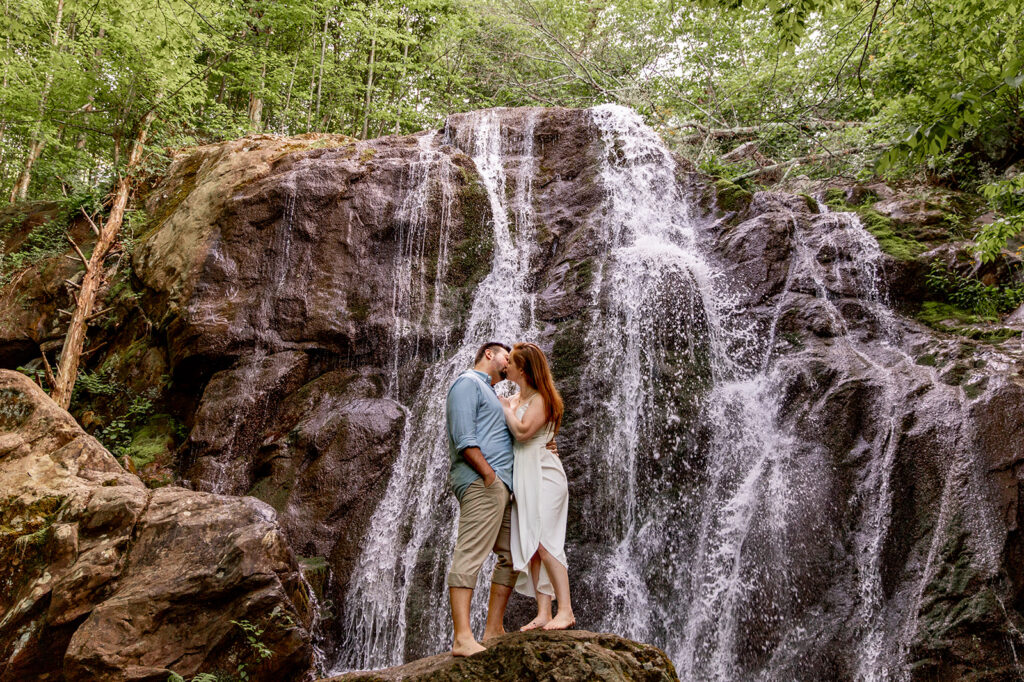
[519,610,576,632]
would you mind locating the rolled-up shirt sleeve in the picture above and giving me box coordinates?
[446,378,478,455]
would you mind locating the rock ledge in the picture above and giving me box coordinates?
[324,630,678,681]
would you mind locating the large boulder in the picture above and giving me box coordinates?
[325,630,678,681]
[133,131,493,375]
[0,369,314,682]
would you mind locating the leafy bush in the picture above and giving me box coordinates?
[973,173,1024,263]
[230,619,274,681]
[71,367,161,465]
[0,186,110,284]
[925,260,1024,318]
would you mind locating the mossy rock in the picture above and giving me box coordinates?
[825,193,929,261]
[248,471,295,513]
[298,555,330,601]
[125,414,181,486]
[0,386,36,429]
[438,163,496,297]
[714,178,752,214]
[798,193,820,213]
[916,301,1020,343]
[858,208,928,261]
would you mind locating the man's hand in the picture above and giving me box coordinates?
[462,446,497,485]
[546,438,558,456]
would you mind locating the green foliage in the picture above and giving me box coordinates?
[72,367,167,468]
[1,218,65,276]
[230,619,273,681]
[973,174,1024,263]
[167,672,221,682]
[916,301,1021,342]
[0,187,109,285]
[925,260,1024,318]
[0,0,1020,208]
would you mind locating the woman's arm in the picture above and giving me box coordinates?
[503,397,548,441]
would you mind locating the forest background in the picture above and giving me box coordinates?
[1,0,1023,273]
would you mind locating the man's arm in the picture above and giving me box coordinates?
[447,379,495,484]
[460,446,496,485]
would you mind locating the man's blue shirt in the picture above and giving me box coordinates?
[446,369,513,501]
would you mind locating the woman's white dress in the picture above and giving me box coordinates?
[510,397,569,598]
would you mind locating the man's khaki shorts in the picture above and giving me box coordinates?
[447,478,517,589]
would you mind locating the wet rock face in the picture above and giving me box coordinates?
[135,132,491,372]
[325,630,679,682]
[247,369,406,592]
[700,192,1024,679]
[0,370,313,682]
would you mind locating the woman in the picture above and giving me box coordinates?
[500,342,575,631]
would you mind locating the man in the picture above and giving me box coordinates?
[444,341,517,657]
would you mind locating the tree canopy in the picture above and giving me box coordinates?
[0,0,1021,200]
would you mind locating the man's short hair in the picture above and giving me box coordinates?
[474,341,511,365]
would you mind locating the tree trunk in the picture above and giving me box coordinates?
[361,19,378,140]
[282,49,301,130]
[393,18,410,135]
[50,106,158,409]
[9,0,64,202]
[248,32,271,130]
[314,10,329,131]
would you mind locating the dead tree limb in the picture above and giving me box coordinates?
[50,104,159,409]
[40,349,56,389]
[81,208,100,236]
[65,234,90,270]
[731,143,889,182]
[675,119,865,143]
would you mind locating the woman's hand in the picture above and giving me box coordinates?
[498,395,511,408]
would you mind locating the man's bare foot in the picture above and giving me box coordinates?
[451,637,486,657]
[520,616,550,631]
[541,612,575,630]
[482,628,506,642]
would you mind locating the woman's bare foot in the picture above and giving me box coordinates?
[541,612,575,630]
[451,636,486,657]
[519,615,550,631]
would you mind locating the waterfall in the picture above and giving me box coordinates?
[334,109,539,672]
[327,105,1008,680]
[387,131,456,398]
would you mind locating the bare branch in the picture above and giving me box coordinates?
[731,143,890,181]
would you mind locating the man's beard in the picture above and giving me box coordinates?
[499,368,507,380]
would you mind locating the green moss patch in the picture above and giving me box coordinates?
[714,178,752,214]
[248,473,294,513]
[858,208,929,261]
[126,414,178,471]
[799,193,819,213]
[825,193,929,261]
[916,301,1021,342]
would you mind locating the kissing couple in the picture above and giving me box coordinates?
[444,341,574,656]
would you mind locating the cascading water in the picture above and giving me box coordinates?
[334,109,540,672]
[325,104,1008,681]
[388,131,456,397]
[579,105,756,652]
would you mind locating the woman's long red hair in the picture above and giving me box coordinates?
[511,342,564,434]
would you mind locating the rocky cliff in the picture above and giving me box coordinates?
[1,106,1023,680]
[0,369,314,681]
